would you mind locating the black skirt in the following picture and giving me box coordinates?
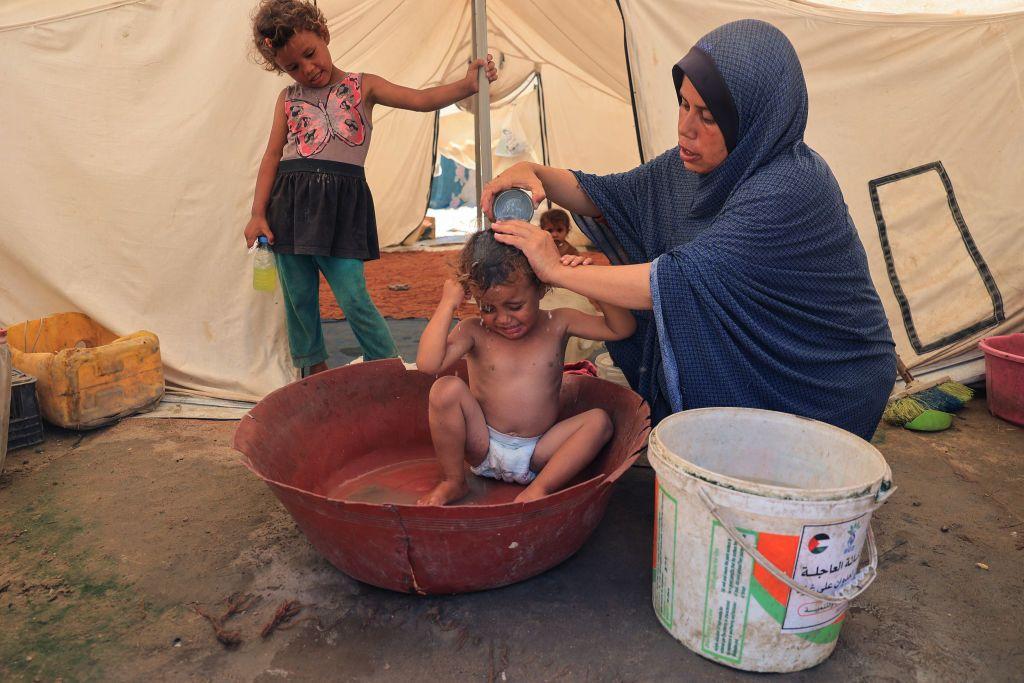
[266,158,379,260]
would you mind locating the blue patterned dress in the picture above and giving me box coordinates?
[573,20,895,439]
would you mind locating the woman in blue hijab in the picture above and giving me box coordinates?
[486,20,895,440]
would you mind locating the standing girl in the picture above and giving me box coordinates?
[246,0,497,375]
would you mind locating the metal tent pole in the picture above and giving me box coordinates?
[471,0,491,230]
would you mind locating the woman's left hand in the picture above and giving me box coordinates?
[491,220,562,284]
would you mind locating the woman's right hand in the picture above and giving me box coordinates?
[481,162,546,221]
[244,216,274,248]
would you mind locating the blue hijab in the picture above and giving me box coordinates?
[573,20,895,439]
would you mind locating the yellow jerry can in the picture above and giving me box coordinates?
[6,312,165,429]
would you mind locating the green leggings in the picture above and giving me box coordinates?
[275,254,398,368]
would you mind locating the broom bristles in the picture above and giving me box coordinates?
[937,381,974,403]
[883,397,926,425]
[883,380,973,426]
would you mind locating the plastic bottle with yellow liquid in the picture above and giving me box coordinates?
[253,236,277,292]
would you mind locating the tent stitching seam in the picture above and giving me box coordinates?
[868,161,1004,355]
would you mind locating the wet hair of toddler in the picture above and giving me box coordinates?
[456,230,547,298]
[251,0,328,72]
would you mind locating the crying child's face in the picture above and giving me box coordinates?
[476,273,543,340]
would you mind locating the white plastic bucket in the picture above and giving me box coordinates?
[648,408,894,673]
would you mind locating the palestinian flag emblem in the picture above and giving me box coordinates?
[808,533,830,554]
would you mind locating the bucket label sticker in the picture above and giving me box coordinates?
[782,514,870,633]
[700,521,756,664]
[652,483,678,629]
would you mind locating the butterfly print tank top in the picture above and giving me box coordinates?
[280,72,372,166]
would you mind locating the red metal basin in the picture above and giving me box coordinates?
[233,359,650,594]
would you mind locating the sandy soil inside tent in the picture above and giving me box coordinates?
[0,405,1020,681]
[317,248,611,320]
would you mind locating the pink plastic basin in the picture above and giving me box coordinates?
[979,333,1024,427]
[233,359,650,594]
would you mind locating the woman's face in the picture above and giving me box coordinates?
[677,76,728,174]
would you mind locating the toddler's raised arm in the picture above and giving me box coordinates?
[416,280,475,374]
[560,302,637,343]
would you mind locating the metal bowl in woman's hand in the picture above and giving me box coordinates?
[492,188,534,221]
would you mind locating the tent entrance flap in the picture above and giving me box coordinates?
[427,73,551,240]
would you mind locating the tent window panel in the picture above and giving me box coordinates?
[870,162,1004,354]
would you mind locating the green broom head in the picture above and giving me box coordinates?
[883,381,974,426]
[883,396,927,425]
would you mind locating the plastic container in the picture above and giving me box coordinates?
[648,407,894,673]
[253,236,277,291]
[8,369,44,451]
[233,359,651,594]
[979,333,1024,426]
[595,352,629,387]
[492,188,535,221]
[0,329,10,473]
[6,313,164,429]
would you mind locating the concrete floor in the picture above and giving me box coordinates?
[0,396,1021,681]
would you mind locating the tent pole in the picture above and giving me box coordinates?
[535,73,551,209]
[471,0,491,230]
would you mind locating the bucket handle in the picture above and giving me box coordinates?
[696,487,878,606]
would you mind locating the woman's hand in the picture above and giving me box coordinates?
[491,220,563,284]
[497,222,654,310]
[244,215,274,248]
[481,163,545,221]
[561,254,593,268]
[463,54,498,94]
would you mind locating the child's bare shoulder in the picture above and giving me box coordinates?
[452,317,483,339]
[538,308,578,334]
[274,87,291,109]
[360,73,385,96]
[545,307,611,340]
[545,308,584,324]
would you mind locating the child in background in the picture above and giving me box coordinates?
[539,208,579,257]
[245,0,497,375]
[415,231,636,506]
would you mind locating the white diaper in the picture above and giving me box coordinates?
[470,426,539,485]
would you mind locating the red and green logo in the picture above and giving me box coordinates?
[748,532,843,644]
[807,533,830,554]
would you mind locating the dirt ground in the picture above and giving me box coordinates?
[1,401,1021,681]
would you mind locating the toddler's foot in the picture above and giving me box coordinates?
[417,479,470,506]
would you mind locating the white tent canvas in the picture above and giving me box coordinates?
[1,0,1021,400]
[621,0,1024,382]
[433,74,614,247]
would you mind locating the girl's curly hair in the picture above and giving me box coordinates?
[251,0,328,73]
[455,230,547,297]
